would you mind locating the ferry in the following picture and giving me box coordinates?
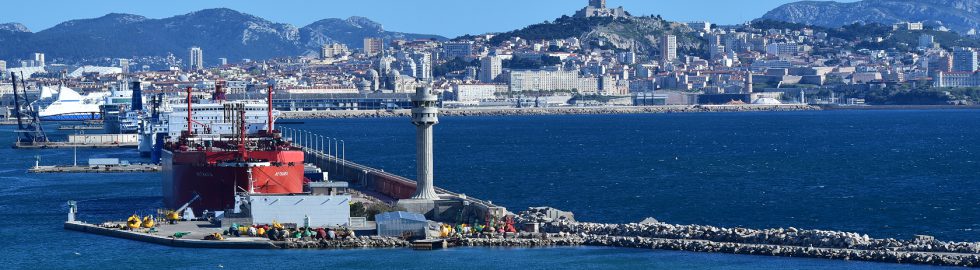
[38,86,106,121]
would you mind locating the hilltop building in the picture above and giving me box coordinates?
[575,0,627,18]
[893,22,924,31]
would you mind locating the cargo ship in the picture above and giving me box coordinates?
[161,85,305,214]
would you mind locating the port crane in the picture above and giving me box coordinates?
[10,72,48,146]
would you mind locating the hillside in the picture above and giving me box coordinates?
[0,8,445,64]
[761,0,980,33]
[486,15,704,58]
[300,16,444,56]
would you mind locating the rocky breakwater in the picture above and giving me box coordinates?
[516,207,980,267]
[278,105,820,119]
[282,236,410,249]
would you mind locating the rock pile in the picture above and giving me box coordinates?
[585,235,980,267]
[515,207,980,267]
[554,222,980,254]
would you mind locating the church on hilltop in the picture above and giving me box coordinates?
[575,0,628,18]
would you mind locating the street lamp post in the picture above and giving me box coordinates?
[305,131,312,151]
[340,139,345,178]
[313,133,319,154]
[333,138,338,173]
[318,135,325,156]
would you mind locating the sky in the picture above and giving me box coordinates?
[1,0,848,37]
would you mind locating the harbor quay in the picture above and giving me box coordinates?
[64,204,980,267]
[279,104,820,119]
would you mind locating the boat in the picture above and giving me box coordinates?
[38,86,106,121]
[161,86,305,214]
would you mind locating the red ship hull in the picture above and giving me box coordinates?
[162,149,305,213]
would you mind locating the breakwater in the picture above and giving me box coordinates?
[511,207,980,267]
[279,105,819,119]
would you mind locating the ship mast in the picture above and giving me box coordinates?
[267,86,274,133]
[238,109,248,161]
[185,86,193,137]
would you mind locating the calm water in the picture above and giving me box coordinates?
[2,110,977,269]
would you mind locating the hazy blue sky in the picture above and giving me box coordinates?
[3,0,850,37]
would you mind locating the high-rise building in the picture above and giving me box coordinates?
[619,51,637,65]
[412,52,433,81]
[115,58,130,74]
[189,47,204,70]
[953,47,979,72]
[218,58,228,66]
[479,55,502,83]
[0,60,6,72]
[661,35,677,63]
[363,38,383,56]
[33,53,45,67]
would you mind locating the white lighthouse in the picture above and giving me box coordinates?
[410,86,439,200]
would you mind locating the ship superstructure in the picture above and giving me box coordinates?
[161,85,305,214]
[38,86,106,121]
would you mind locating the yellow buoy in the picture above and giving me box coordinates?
[440,225,450,237]
[166,211,180,221]
[126,215,142,229]
[142,216,155,228]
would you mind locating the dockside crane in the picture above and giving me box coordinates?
[10,72,48,146]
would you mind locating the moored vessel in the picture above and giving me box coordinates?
[162,85,305,214]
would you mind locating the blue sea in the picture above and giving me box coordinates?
[2,110,977,269]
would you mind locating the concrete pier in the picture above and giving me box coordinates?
[14,134,140,149]
[64,220,410,249]
[29,164,160,173]
[14,141,139,149]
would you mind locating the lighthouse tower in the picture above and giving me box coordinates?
[410,86,439,200]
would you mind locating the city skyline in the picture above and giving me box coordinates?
[4,0,858,38]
